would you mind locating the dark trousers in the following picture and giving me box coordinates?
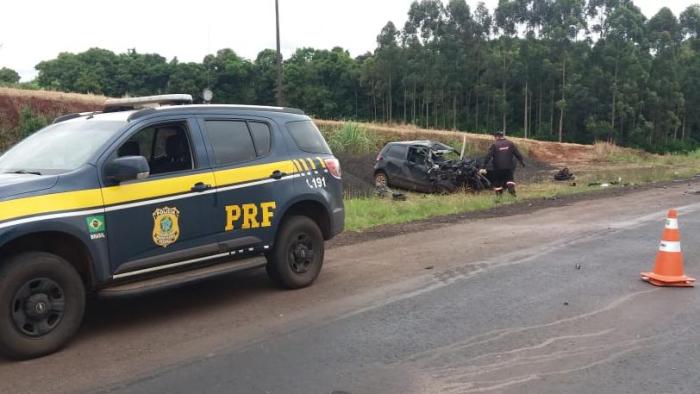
[491,169,515,191]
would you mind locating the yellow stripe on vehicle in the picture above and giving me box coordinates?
[0,160,303,225]
[306,158,317,170]
[0,188,104,222]
[101,172,216,205]
[213,160,297,186]
[297,158,309,172]
[293,159,304,172]
[316,157,327,168]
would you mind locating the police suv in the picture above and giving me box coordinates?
[0,95,344,359]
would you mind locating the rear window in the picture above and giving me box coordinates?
[249,122,272,157]
[204,120,257,165]
[286,121,331,154]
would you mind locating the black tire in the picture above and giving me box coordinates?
[266,216,324,289]
[0,252,85,359]
[374,171,389,188]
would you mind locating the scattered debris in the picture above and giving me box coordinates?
[392,192,407,201]
[563,302,569,306]
[375,184,407,201]
[554,167,575,181]
[576,264,582,270]
[424,266,434,270]
[375,185,390,198]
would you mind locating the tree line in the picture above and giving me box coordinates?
[4,0,700,152]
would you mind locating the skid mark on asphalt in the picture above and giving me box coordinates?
[399,289,696,393]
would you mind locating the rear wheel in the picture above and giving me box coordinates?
[0,252,85,359]
[374,171,388,188]
[266,216,325,289]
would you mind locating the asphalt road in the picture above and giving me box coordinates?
[3,182,700,393]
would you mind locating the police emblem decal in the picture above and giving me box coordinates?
[152,207,180,247]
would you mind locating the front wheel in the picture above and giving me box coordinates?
[0,252,86,359]
[266,216,325,289]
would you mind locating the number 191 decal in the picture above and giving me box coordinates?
[306,177,327,189]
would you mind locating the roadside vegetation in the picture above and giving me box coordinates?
[344,163,700,232]
[3,88,700,233]
[329,122,700,232]
[325,123,381,155]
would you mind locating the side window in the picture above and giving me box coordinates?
[407,147,427,166]
[117,122,193,176]
[204,121,257,165]
[386,145,407,159]
[248,122,271,157]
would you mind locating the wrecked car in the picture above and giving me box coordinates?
[374,140,491,194]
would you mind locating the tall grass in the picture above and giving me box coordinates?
[592,141,652,163]
[326,123,381,155]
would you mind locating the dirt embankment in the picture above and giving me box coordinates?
[315,120,598,167]
[320,121,561,196]
[316,120,666,196]
[0,87,106,149]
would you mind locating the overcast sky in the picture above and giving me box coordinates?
[1,0,697,81]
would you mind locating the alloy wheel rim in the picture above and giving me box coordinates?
[375,174,387,187]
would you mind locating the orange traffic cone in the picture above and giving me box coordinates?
[641,209,695,287]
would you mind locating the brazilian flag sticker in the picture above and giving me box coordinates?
[86,215,106,234]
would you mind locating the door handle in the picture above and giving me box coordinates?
[270,170,286,180]
[191,182,213,192]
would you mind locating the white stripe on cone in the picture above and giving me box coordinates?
[665,218,679,230]
[659,241,681,253]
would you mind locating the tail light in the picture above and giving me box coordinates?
[376,153,383,162]
[324,158,342,179]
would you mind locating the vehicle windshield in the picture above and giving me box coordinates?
[0,119,126,175]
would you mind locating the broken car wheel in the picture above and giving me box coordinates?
[374,172,389,188]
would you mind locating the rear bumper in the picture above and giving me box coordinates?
[329,207,345,239]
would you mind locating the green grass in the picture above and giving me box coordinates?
[325,123,382,155]
[345,182,590,231]
[344,161,700,232]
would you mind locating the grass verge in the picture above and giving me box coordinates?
[346,183,588,231]
[344,162,700,232]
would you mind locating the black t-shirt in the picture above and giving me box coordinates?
[485,139,525,170]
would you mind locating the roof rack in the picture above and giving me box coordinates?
[52,112,97,124]
[104,94,193,113]
[126,104,306,122]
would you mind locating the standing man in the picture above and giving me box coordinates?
[483,131,526,197]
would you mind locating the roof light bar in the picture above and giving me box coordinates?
[104,94,193,112]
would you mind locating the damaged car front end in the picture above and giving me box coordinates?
[374,141,491,194]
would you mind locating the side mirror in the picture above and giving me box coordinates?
[105,156,150,183]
